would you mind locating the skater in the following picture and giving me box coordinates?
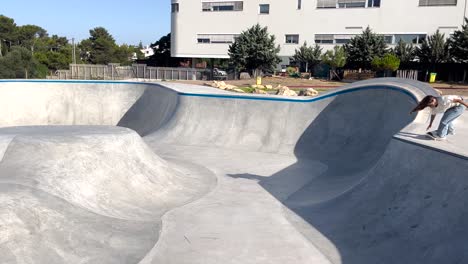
[410,95,467,140]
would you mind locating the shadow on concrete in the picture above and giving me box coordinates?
[397,131,432,140]
[227,88,419,264]
[117,85,179,137]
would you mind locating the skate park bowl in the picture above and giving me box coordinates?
[0,78,467,264]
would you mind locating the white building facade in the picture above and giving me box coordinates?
[141,45,154,58]
[171,0,466,64]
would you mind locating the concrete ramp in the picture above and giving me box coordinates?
[0,79,466,264]
[0,124,215,263]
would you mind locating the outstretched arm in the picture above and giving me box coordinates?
[427,115,436,130]
[454,98,468,108]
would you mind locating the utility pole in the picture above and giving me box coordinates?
[464,0,468,25]
[72,38,76,64]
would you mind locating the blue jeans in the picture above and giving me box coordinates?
[437,105,466,137]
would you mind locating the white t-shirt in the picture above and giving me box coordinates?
[431,95,462,115]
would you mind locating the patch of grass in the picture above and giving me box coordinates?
[290,88,334,94]
[238,87,255,93]
[315,88,332,93]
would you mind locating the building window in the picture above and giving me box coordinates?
[419,0,456,6]
[298,0,302,9]
[384,35,394,44]
[394,34,426,44]
[202,1,243,11]
[171,3,179,13]
[315,33,427,45]
[317,0,337,8]
[197,34,240,44]
[285,35,299,44]
[318,0,381,8]
[368,0,381,7]
[259,4,270,14]
[197,38,210,44]
[315,34,334,44]
[338,0,366,8]
[315,34,356,44]
[334,34,355,44]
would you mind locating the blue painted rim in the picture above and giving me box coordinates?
[0,79,418,103]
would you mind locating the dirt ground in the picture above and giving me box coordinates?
[172,77,468,96]
[434,88,468,97]
[173,76,343,88]
[430,83,468,96]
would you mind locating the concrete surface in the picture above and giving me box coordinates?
[0,78,466,264]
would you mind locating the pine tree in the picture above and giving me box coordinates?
[147,33,181,67]
[79,27,119,64]
[448,18,468,63]
[393,39,415,64]
[344,26,388,69]
[228,24,280,77]
[372,54,400,77]
[416,30,448,65]
[292,42,322,74]
[321,46,347,80]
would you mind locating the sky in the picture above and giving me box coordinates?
[1,0,170,46]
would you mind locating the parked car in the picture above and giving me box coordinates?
[213,68,228,80]
[214,68,227,76]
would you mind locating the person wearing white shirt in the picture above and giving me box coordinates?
[411,95,467,140]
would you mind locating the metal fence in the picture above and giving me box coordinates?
[49,64,211,81]
[396,70,419,80]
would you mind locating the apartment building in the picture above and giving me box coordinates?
[171,0,466,65]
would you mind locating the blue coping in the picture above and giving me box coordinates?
[0,79,418,103]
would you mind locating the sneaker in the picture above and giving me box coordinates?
[426,131,446,141]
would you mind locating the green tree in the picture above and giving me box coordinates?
[448,18,468,63]
[79,27,118,64]
[228,24,281,77]
[114,44,140,65]
[33,35,72,72]
[371,54,400,76]
[134,45,145,60]
[147,33,181,67]
[392,39,415,64]
[321,46,347,80]
[344,26,388,69]
[0,46,46,78]
[0,15,74,77]
[416,30,449,66]
[16,25,48,52]
[0,15,17,57]
[292,42,322,75]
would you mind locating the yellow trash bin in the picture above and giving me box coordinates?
[429,73,437,83]
[256,76,262,85]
